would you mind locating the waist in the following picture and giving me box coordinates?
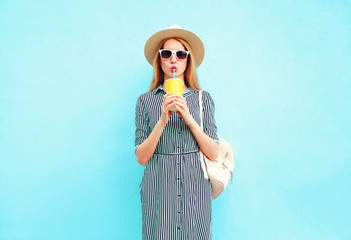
[154,150,200,155]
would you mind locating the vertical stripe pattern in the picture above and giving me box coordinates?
[135,85,219,240]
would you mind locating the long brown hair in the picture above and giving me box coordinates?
[149,37,200,91]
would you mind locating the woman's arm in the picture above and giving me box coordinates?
[136,120,166,166]
[173,94,219,161]
[187,118,218,161]
[136,93,178,166]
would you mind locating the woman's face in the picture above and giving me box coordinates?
[160,38,188,80]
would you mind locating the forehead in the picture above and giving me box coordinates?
[163,38,185,50]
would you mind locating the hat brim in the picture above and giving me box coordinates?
[144,28,205,68]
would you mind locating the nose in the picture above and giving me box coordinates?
[170,52,177,63]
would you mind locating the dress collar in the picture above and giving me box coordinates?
[152,84,196,97]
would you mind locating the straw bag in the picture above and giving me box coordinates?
[198,90,235,200]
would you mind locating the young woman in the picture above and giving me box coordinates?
[135,25,219,240]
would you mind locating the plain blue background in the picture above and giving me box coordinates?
[1,0,350,239]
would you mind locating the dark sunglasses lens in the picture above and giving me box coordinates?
[176,51,188,60]
[161,50,172,59]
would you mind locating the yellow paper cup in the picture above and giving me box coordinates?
[165,78,183,111]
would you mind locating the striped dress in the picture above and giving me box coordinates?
[135,84,219,240]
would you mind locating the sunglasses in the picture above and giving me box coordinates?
[159,49,189,61]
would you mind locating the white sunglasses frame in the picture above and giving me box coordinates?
[159,49,190,61]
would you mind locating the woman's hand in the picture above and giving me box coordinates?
[136,92,176,166]
[173,95,195,126]
[159,92,176,126]
[159,93,195,127]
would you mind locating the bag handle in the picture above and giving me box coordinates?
[199,90,204,129]
[198,90,209,179]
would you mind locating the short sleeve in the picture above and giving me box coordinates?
[135,96,150,151]
[202,91,219,144]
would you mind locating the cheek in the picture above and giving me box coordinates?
[160,61,167,72]
[180,61,188,72]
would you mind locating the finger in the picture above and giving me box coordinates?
[164,95,177,103]
[165,98,176,106]
[163,93,173,102]
[174,94,186,100]
[164,92,173,98]
[173,103,181,112]
[165,103,176,112]
[174,95,187,105]
[164,98,176,107]
[173,99,186,109]
[175,103,187,113]
[167,93,177,98]
[165,94,180,104]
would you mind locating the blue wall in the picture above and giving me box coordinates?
[1,0,350,239]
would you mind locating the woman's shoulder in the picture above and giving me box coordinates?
[199,89,215,102]
[136,90,155,102]
[137,85,164,101]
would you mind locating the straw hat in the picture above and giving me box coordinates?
[144,25,205,68]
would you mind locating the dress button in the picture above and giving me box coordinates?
[178,131,181,134]
[177,178,180,180]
